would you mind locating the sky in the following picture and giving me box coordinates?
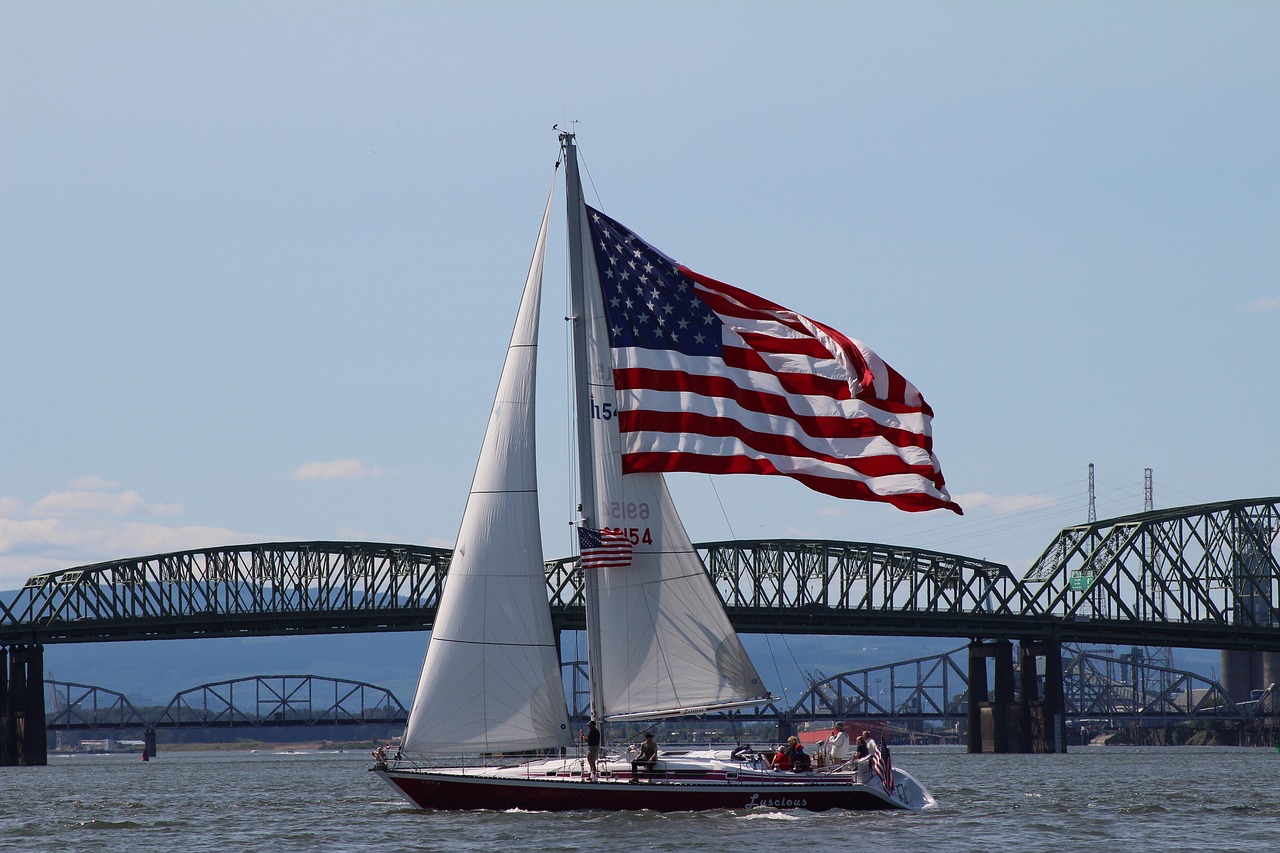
[2,2,1277,699]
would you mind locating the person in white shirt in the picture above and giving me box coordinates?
[824,721,850,766]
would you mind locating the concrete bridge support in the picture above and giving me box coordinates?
[968,639,1067,753]
[1018,640,1067,753]
[967,639,1015,753]
[1,644,48,766]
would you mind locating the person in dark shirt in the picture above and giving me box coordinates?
[630,732,658,782]
[582,720,602,781]
[791,741,812,772]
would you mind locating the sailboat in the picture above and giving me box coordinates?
[373,132,950,812]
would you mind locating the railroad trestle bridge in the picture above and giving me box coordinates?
[2,496,1277,764]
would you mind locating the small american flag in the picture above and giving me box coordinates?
[871,742,894,793]
[578,526,633,570]
[585,206,960,515]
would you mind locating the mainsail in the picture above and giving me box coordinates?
[587,473,770,719]
[565,137,771,721]
[400,181,571,754]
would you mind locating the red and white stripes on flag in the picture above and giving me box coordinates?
[578,526,634,570]
[871,742,895,792]
[586,206,961,515]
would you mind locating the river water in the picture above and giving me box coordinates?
[2,746,1276,852]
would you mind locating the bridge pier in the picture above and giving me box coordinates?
[1018,640,1067,753]
[968,639,1066,754]
[966,641,987,753]
[1,644,48,766]
[968,639,1015,752]
[966,639,1015,753]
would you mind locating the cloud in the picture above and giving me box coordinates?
[30,489,183,517]
[1243,296,1280,313]
[68,475,120,491]
[0,517,63,554]
[0,519,259,591]
[0,479,258,590]
[952,491,1058,515]
[291,458,388,481]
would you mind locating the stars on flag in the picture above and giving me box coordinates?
[577,526,633,570]
[588,209,720,357]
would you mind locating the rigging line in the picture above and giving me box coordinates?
[761,634,795,707]
[576,143,604,210]
[707,475,737,540]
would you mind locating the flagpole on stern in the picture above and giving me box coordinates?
[560,130,607,729]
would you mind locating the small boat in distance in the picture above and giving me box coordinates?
[374,132,953,812]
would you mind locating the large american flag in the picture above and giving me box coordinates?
[871,742,895,793]
[585,206,961,515]
[578,526,634,570]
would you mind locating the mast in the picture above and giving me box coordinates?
[561,131,606,724]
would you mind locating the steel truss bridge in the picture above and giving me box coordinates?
[3,496,1278,763]
[782,645,1278,725]
[46,647,1277,740]
[3,496,1276,651]
[46,675,406,732]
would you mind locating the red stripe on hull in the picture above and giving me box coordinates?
[377,770,902,813]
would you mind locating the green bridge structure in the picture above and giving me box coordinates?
[3,496,1278,764]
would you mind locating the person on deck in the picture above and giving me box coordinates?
[771,736,800,771]
[853,732,871,782]
[824,721,850,766]
[582,720,601,781]
[630,732,658,782]
[791,741,812,772]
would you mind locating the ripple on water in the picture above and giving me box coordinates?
[6,748,1280,853]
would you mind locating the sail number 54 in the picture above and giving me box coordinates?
[608,502,651,545]
[610,526,651,545]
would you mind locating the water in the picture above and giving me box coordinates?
[2,746,1277,852]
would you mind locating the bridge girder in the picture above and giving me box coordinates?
[155,674,407,728]
[45,681,147,730]
[1024,496,1280,648]
[3,497,1278,651]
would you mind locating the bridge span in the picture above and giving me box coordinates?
[45,649,1279,754]
[2,496,1277,764]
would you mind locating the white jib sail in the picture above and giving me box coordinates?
[401,183,572,755]
[592,472,772,719]
[576,196,771,720]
